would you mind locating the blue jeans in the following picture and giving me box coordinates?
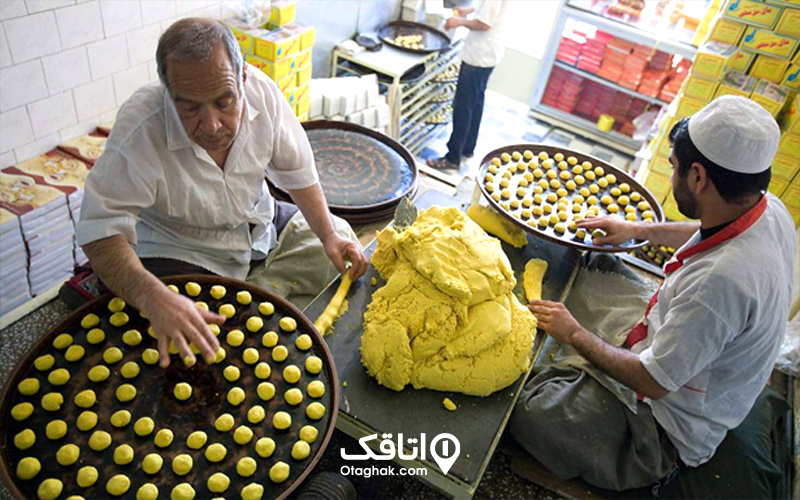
[445,62,494,164]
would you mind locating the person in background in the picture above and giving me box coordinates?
[511,96,795,491]
[427,0,508,169]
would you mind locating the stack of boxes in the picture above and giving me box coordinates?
[638,0,800,225]
[542,66,585,114]
[0,210,30,316]
[226,1,315,121]
[308,75,391,132]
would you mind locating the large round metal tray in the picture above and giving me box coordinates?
[378,21,451,54]
[477,144,665,253]
[0,275,338,500]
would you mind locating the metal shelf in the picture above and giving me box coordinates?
[531,103,640,155]
[553,61,670,107]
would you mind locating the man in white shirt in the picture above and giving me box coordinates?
[77,19,368,368]
[427,0,507,169]
[511,96,795,490]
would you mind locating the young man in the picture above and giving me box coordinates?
[511,96,795,490]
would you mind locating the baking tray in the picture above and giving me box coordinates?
[343,59,426,85]
[477,144,665,253]
[0,275,338,500]
[378,21,452,54]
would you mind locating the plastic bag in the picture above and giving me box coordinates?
[775,319,800,376]
[222,0,269,28]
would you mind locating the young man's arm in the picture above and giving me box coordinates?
[445,16,490,31]
[578,217,700,249]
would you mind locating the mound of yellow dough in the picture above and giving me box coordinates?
[361,207,538,396]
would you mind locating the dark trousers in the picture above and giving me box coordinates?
[445,62,494,164]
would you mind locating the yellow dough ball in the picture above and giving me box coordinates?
[630,191,642,202]
[46,420,67,440]
[108,297,126,312]
[88,365,110,383]
[154,428,174,448]
[34,354,55,371]
[638,201,651,211]
[65,345,85,362]
[227,387,245,406]
[255,362,271,379]
[104,347,123,364]
[279,317,297,332]
[292,440,311,460]
[283,365,301,384]
[237,456,257,477]
[74,389,96,408]
[224,365,240,381]
[236,290,252,305]
[106,474,130,497]
[48,368,70,386]
[585,170,596,181]
[241,483,264,500]
[53,333,73,350]
[167,284,179,293]
[209,323,220,336]
[18,378,40,396]
[172,454,193,475]
[76,411,97,431]
[258,302,275,315]
[116,384,137,402]
[185,282,201,297]
[113,444,134,465]
[207,472,230,493]
[38,478,63,500]
[16,457,41,480]
[187,431,207,450]
[610,187,622,197]
[210,285,226,299]
[41,392,64,412]
[88,430,111,451]
[597,178,609,188]
[215,413,235,432]
[76,465,98,487]
[122,329,142,346]
[110,409,131,428]
[173,382,192,401]
[262,331,279,348]
[227,329,244,347]
[626,212,638,221]
[501,152,512,163]
[120,361,140,379]
[147,326,157,339]
[270,461,290,483]
[247,405,266,424]
[14,428,36,450]
[234,425,254,445]
[245,316,263,333]
[307,380,326,399]
[306,402,326,420]
[243,347,260,364]
[255,437,276,458]
[300,425,319,443]
[272,345,288,362]
[305,356,323,374]
[110,312,129,327]
[56,444,79,465]
[214,347,226,364]
[171,484,195,500]
[142,453,163,474]
[136,483,159,500]
[607,204,619,214]
[205,443,227,462]
[80,312,100,329]
[273,411,292,430]
[257,382,276,401]
[219,304,236,318]
[285,388,303,406]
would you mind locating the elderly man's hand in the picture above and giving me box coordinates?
[528,300,584,345]
[322,232,368,280]
[144,287,224,368]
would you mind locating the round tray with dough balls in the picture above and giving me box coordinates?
[477,144,665,253]
[0,275,338,500]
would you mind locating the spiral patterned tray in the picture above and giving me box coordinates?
[377,21,452,54]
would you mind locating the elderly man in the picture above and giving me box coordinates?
[77,18,368,368]
[511,96,795,491]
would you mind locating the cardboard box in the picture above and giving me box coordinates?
[642,169,672,202]
[684,73,720,100]
[650,153,673,176]
[775,8,800,37]
[245,54,293,81]
[780,64,800,89]
[768,177,789,196]
[715,70,758,97]
[779,94,800,134]
[750,79,789,116]
[740,27,799,59]
[663,194,690,221]
[254,28,300,61]
[226,19,258,54]
[675,94,710,116]
[294,83,309,104]
[293,49,312,70]
[749,54,791,83]
[772,152,800,181]
[275,73,296,95]
[723,0,782,29]
[766,0,800,7]
[778,132,800,159]
[295,95,310,116]
[708,15,747,45]
[781,181,800,210]
[268,1,296,27]
[726,48,756,72]
[693,41,738,79]
[295,64,312,87]
[283,23,316,51]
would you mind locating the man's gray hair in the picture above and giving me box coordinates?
[156,18,244,95]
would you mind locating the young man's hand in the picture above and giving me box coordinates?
[577,216,641,245]
[528,300,584,345]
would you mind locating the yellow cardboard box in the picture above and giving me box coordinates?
[778,132,800,159]
[268,1,296,28]
[723,0,782,29]
[295,95,310,116]
[779,94,800,134]
[276,73,296,96]
[676,94,710,116]
[768,177,788,196]
[296,110,309,122]
[781,181,800,210]
[226,19,258,54]
[693,41,738,79]
[749,54,791,83]
[684,73,720,100]
[650,153,673,176]
[794,48,800,65]
[709,16,747,45]
[780,64,800,90]
[663,194,689,222]
[283,23,316,51]
[740,27,799,59]
[294,83,310,104]
[245,54,294,81]
[715,70,758,97]
[766,0,800,7]
[772,153,800,181]
[295,64,312,87]
[294,49,312,70]
[254,28,300,61]
[642,169,672,203]
[726,48,756,72]
[750,79,789,116]
[652,131,672,157]
[775,8,800,38]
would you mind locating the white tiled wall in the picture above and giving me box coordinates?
[0,0,223,169]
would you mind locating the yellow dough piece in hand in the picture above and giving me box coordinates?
[284,365,301,383]
[76,465,98,487]
[76,411,97,431]
[219,304,236,318]
[285,388,303,406]
[224,365,240,381]
[241,483,264,500]
[234,425,254,445]
[65,345,85,362]
[255,437,276,458]
[154,428,174,448]
[171,484,195,500]
[122,329,142,346]
[273,411,292,430]
[313,272,352,336]
[142,453,163,474]
[262,331,279,347]
[205,443,227,462]
[38,478,63,500]
[307,380,325,398]
[46,420,67,439]
[104,347,123,364]
[42,392,64,412]
[134,417,154,436]
[88,365,110,382]
[121,361,140,379]
[270,461,290,483]
[18,378,39,396]
[110,409,131,428]
[255,362,271,379]
[279,316,297,332]
[136,483,159,500]
[53,333,72,350]
[106,474,130,496]
[227,329,244,347]
[110,312,129,327]
[292,440,311,460]
[113,444,134,465]
[237,290,252,305]
[258,301,275,315]
[243,347,260,364]
[272,345,288,362]
[215,413,235,432]
[306,402,326,420]
[227,387,245,406]
[187,431,207,449]
[300,425,319,443]
[207,472,230,493]
[14,428,36,449]
[108,297,126,312]
[210,285,226,299]
[88,430,111,451]
[237,457,257,477]
[56,444,79,465]
[295,334,312,351]
[34,354,55,371]
[12,402,34,421]
[172,454,193,475]
[305,356,322,374]
[116,384,137,402]
[214,347,226,363]
[185,282,201,297]
[246,316,263,332]
[48,368,70,385]
[16,457,41,480]
[174,382,192,401]
[248,405,266,423]
[523,258,548,302]
[75,389,96,408]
